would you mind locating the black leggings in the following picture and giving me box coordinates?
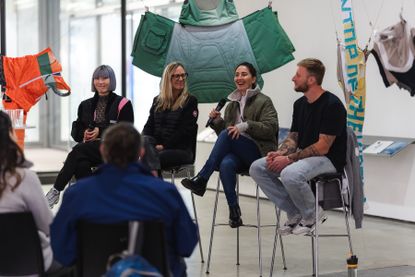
[54,140,102,191]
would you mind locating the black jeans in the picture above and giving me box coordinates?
[141,135,193,170]
[54,140,102,191]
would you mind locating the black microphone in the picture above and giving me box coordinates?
[205,98,227,127]
[87,122,96,131]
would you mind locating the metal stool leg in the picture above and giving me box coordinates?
[277,208,288,271]
[206,177,221,274]
[338,180,354,255]
[270,207,288,277]
[186,171,204,263]
[256,184,262,276]
[192,193,204,263]
[313,181,320,277]
[171,169,204,263]
[236,176,240,266]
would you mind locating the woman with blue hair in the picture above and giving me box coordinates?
[46,65,134,208]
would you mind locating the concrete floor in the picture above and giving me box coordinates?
[43,183,415,277]
[182,188,415,277]
[32,145,415,277]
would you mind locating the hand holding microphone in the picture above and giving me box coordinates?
[206,98,227,127]
[84,122,98,142]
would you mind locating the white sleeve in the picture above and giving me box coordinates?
[20,169,54,236]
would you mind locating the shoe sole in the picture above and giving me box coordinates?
[48,198,59,209]
[292,215,328,235]
[229,219,243,228]
[277,229,293,236]
[181,180,206,197]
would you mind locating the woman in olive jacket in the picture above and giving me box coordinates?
[182,62,278,227]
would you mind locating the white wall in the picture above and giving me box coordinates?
[196,0,415,222]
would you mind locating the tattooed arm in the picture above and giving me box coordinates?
[276,132,298,155]
[266,132,298,172]
[287,133,336,162]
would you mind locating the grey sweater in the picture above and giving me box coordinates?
[0,167,54,270]
[345,127,364,228]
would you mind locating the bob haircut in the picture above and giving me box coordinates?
[91,65,116,92]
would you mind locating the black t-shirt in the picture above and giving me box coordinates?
[290,91,347,172]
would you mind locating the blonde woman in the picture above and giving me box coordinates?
[142,62,198,174]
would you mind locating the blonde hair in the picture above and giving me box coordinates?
[156,62,189,111]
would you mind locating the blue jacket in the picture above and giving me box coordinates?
[50,162,198,277]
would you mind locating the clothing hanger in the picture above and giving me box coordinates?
[399,1,406,22]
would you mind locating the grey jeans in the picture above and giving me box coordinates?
[249,156,336,221]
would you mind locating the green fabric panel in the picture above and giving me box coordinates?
[37,52,58,92]
[131,12,175,77]
[37,52,53,75]
[188,72,264,104]
[165,21,264,103]
[243,8,295,73]
[179,0,238,26]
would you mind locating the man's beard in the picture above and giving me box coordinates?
[294,83,309,93]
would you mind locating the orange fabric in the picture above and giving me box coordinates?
[2,47,71,112]
[14,129,25,151]
[1,103,27,151]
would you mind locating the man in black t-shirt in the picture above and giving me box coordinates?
[250,58,347,235]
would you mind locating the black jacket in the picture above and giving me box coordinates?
[71,92,134,142]
[142,94,198,151]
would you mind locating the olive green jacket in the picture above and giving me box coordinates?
[211,86,278,156]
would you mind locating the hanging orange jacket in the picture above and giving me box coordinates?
[1,47,71,113]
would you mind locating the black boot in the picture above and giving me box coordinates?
[229,204,243,228]
[181,175,208,196]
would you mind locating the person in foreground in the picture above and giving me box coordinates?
[181,62,278,228]
[250,58,347,235]
[0,111,63,274]
[45,65,134,208]
[50,123,198,277]
[142,62,198,176]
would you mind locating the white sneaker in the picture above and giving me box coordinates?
[46,188,60,209]
[278,214,302,236]
[292,209,327,235]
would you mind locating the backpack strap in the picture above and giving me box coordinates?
[117,97,129,119]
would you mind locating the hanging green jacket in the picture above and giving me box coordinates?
[131,4,295,103]
[179,0,238,26]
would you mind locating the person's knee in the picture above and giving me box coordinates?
[65,147,80,162]
[280,167,306,187]
[219,157,237,172]
[249,158,266,178]
[217,129,231,141]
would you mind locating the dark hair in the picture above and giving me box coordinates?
[297,58,325,85]
[0,111,26,199]
[101,122,141,168]
[91,65,116,92]
[235,62,257,88]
